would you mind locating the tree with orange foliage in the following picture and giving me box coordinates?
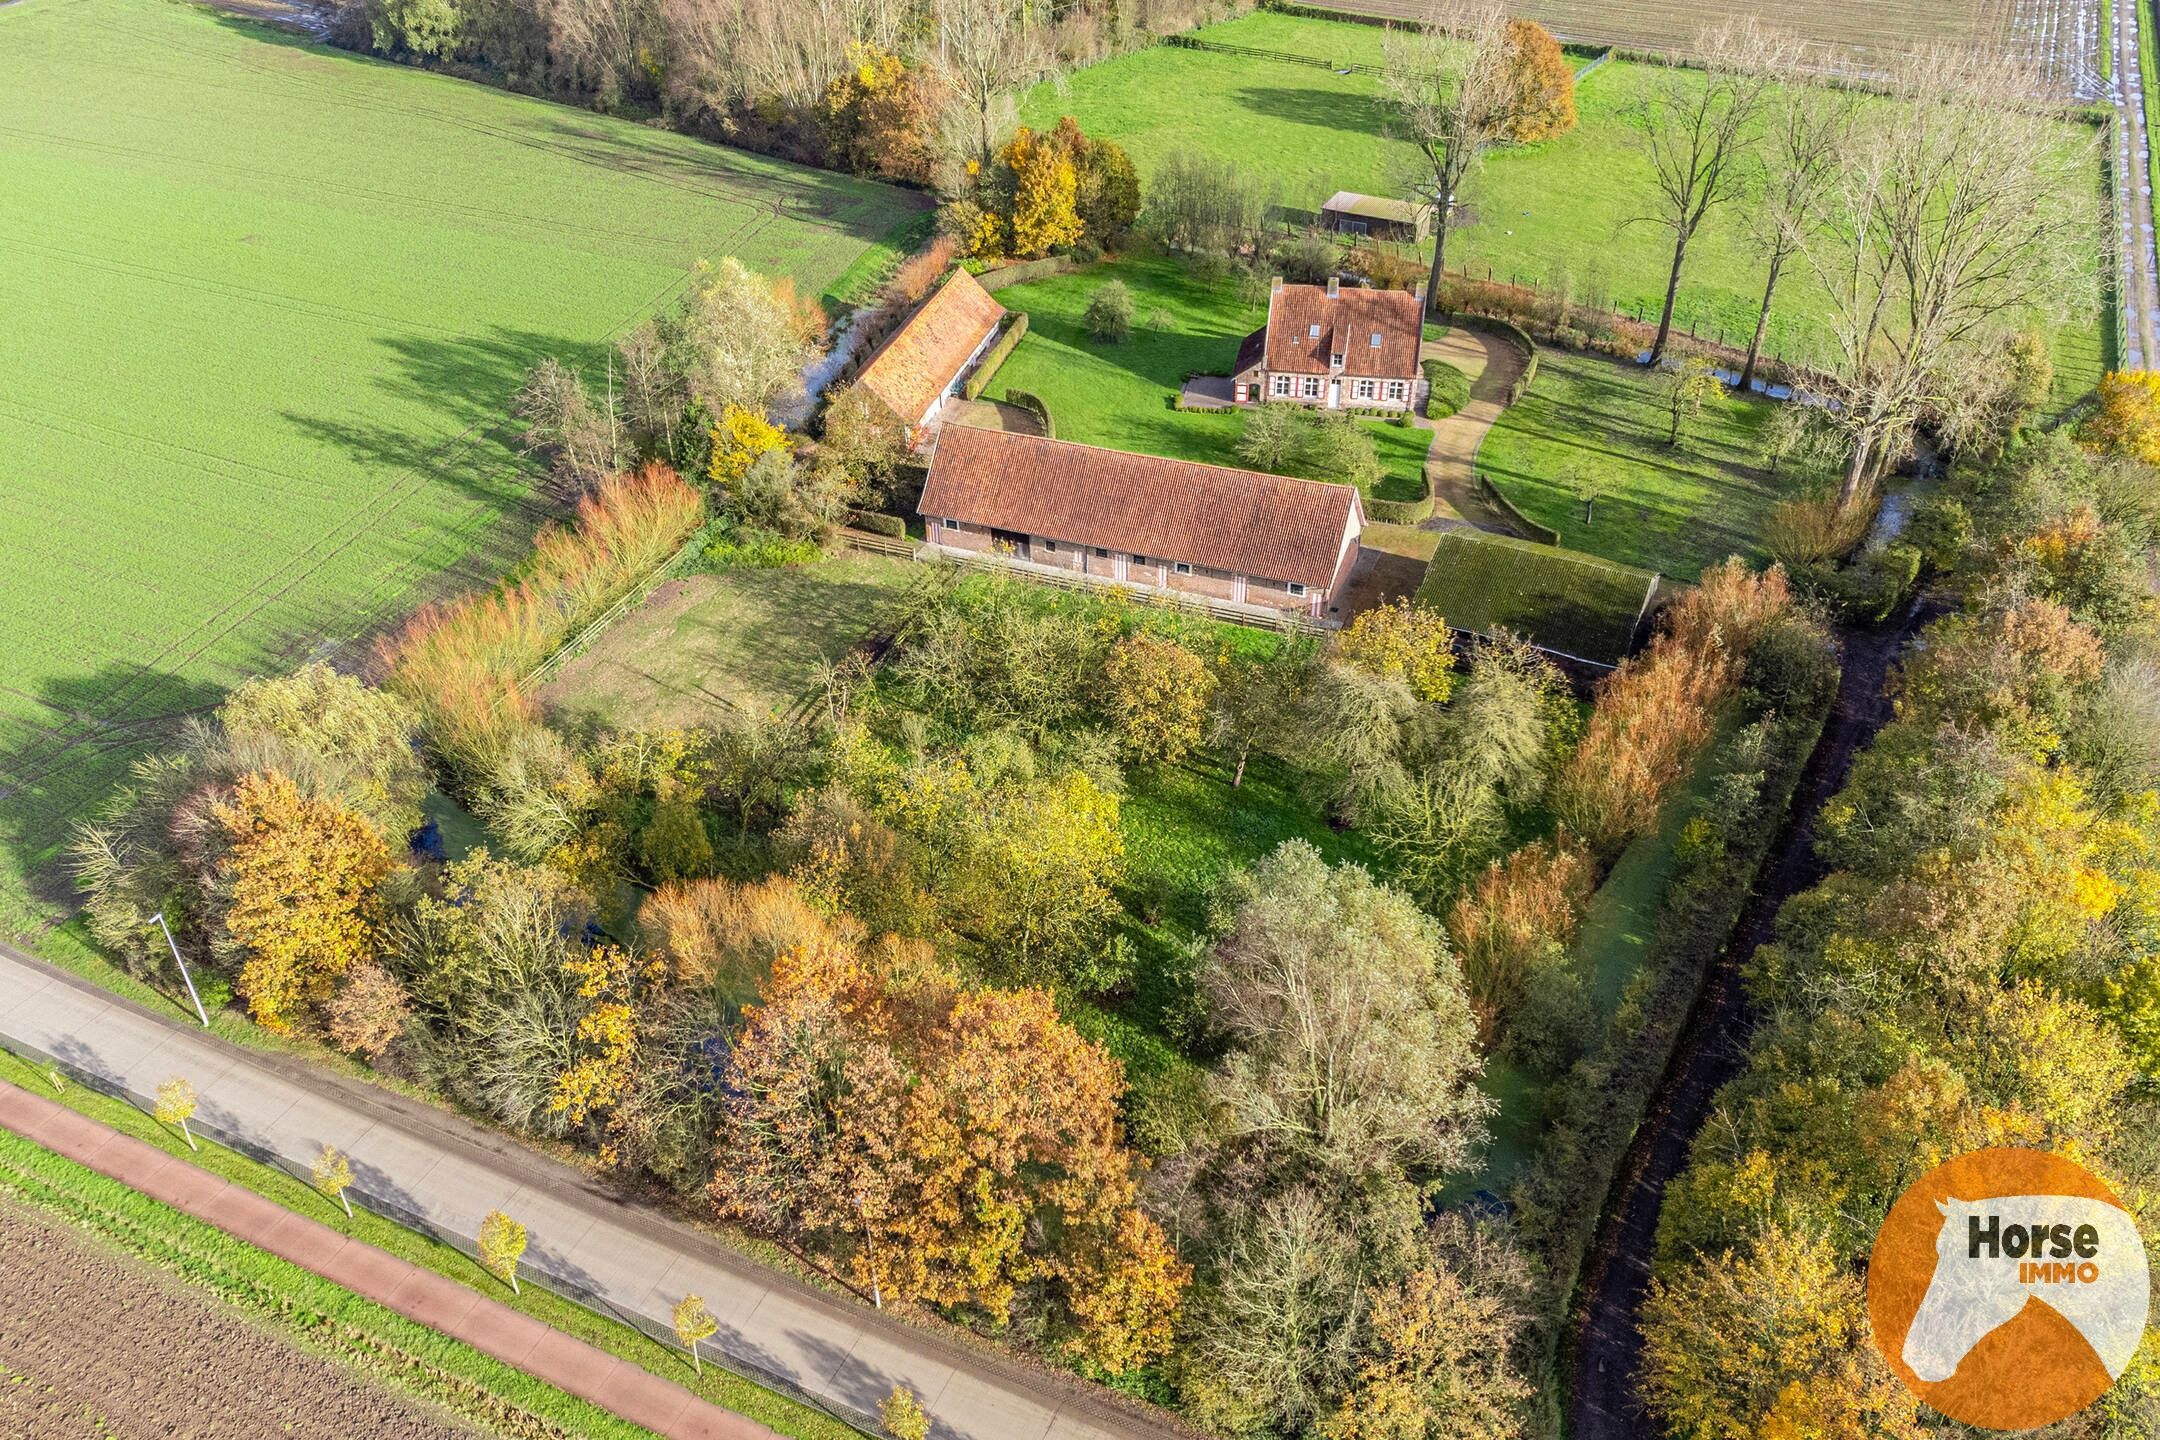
[213,771,392,1032]
[1555,561,1794,853]
[2080,369,2160,465]
[709,939,1186,1370]
[1447,838,1594,1044]
[822,45,946,185]
[1499,19,1575,141]
[1000,126,1083,259]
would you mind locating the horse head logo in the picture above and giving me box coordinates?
[1903,1194,2148,1385]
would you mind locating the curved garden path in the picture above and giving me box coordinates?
[1414,326,1524,534]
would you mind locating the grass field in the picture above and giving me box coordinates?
[541,554,926,729]
[1020,12,2108,400]
[1414,530,1656,666]
[984,255,1433,503]
[0,0,924,931]
[0,1047,863,1439]
[1477,349,1788,579]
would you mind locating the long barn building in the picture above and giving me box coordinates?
[919,425,1364,619]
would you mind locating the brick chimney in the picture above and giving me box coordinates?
[1413,282,1426,304]
[1325,275,1340,298]
[1270,275,1284,293]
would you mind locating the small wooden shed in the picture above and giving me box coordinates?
[1319,191,1432,244]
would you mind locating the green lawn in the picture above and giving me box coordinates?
[1477,349,1789,579]
[0,1047,863,1439]
[0,0,924,933]
[985,256,1433,503]
[1414,530,1657,667]
[540,553,926,728]
[1022,11,2107,404]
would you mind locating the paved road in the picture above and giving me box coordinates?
[2115,0,2160,369]
[0,942,1183,1440]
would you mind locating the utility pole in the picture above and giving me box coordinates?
[853,1192,882,1310]
[149,912,211,1028]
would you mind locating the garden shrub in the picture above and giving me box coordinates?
[1003,388,1054,437]
[1085,279,1135,341]
[962,313,1029,399]
[699,525,823,570]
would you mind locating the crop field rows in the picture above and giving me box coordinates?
[1315,0,2106,98]
[0,0,925,922]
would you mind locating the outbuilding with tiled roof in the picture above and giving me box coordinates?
[854,268,1007,446]
[919,424,1364,618]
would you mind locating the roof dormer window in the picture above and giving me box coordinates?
[1331,352,1344,367]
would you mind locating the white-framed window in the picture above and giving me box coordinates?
[1369,332,1383,349]
[1386,381,1407,401]
[1272,374,1292,397]
[1355,379,1376,401]
[1301,376,1322,399]
[1172,561,1194,576]
[1040,539,1056,552]
[1307,323,1322,340]
[1286,581,1308,597]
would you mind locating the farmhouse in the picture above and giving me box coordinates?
[1230,277,1424,412]
[920,425,1364,618]
[855,268,1007,447]
[1319,191,1433,244]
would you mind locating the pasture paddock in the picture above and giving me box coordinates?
[1021,11,2108,399]
[0,0,923,925]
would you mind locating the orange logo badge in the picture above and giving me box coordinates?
[1868,1147,2151,1430]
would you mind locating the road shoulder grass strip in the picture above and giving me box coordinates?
[0,1049,863,1440]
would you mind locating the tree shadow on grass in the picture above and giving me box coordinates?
[0,664,231,917]
[1231,84,1398,144]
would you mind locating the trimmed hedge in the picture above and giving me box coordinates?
[1366,494,1435,525]
[848,510,908,538]
[977,255,1075,292]
[1477,475,1562,546]
[962,313,1029,400]
[1003,388,1054,438]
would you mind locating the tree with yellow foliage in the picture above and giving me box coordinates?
[2080,369,2160,464]
[549,942,656,1130]
[707,404,793,489]
[214,770,393,1032]
[1333,598,1455,703]
[1104,633,1216,765]
[1641,1226,1866,1439]
[1000,126,1083,259]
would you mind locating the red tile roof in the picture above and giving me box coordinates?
[920,426,1363,589]
[1263,283,1421,379]
[857,269,1006,426]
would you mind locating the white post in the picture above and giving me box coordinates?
[854,1193,882,1310]
[149,912,211,1028]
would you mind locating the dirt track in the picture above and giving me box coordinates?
[0,1195,486,1440]
[1564,598,1938,1439]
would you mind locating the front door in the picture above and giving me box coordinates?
[1328,378,1341,409]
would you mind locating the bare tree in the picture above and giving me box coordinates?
[929,0,1049,164]
[1381,0,1520,311]
[1800,48,2096,503]
[1627,18,1796,363]
[1739,60,1858,390]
